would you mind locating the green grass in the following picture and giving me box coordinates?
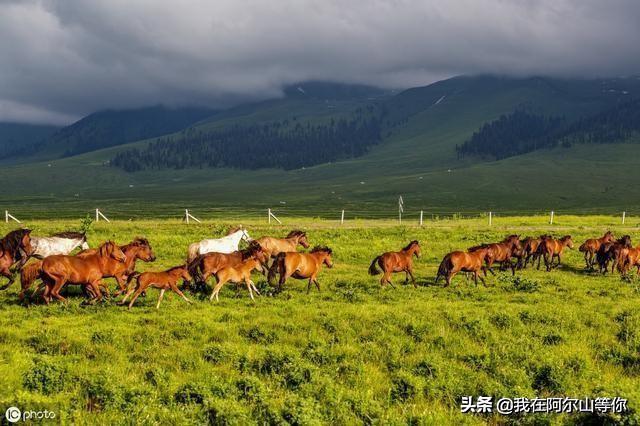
[1,216,639,424]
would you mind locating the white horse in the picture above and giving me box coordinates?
[30,231,89,259]
[187,227,252,263]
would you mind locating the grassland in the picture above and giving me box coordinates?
[1,216,639,424]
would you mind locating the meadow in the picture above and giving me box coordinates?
[1,215,639,425]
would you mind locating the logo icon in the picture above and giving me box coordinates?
[5,406,21,423]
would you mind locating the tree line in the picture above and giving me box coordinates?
[111,115,382,172]
[456,99,640,160]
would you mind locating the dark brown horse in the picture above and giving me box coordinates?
[0,229,33,290]
[268,246,333,293]
[468,235,521,275]
[435,246,491,287]
[40,241,126,304]
[368,240,421,287]
[596,235,632,274]
[579,231,614,269]
[521,236,544,269]
[120,265,193,310]
[255,230,310,259]
[537,235,574,271]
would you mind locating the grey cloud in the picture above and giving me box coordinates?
[1,0,639,124]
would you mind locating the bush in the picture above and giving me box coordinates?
[82,374,123,412]
[202,345,229,364]
[174,382,209,405]
[207,398,252,425]
[22,359,68,395]
[390,372,418,402]
[532,364,565,394]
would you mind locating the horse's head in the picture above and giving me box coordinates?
[503,234,520,244]
[404,240,421,258]
[603,231,614,242]
[132,237,156,262]
[20,229,34,256]
[561,235,574,249]
[179,265,193,283]
[100,241,126,262]
[247,241,268,264]
[287,230,310,248]
[312,246,333,268]
[619,235,632,248]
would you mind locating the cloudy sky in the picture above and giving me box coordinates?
[1,0,639,124]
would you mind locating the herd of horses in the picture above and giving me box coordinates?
[0,227,636,309]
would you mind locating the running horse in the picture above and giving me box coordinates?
[254,230,310,259]
[368,240,421,287]
[537,235,574,271]
[579,231,614,270]
[468,235,521,276]
[435,245,491,287]
[30,231,89,259]
[120,265,193,310]
[40,241,126,304]
[596,235,632,274]
[268,246,333,293]
[208,246,269,301]
[0,229,33,290]
[186,227,252,263]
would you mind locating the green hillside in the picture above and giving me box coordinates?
[2,76,640,218]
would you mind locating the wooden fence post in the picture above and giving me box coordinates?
[550,210,554,225]
[419,210,423,226]
[622,211,626,224]
[341,209,345,225]
[488,211,492,226]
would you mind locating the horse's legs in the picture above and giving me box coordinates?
[156,288,166,309]
[119,287,136,304]
[127,286,147,310]
[0,269,15,290]
[473,271,478,286]
[210,278,227,302]
[245,279,255,300]
[478,271,487,287]
[50,278,68,303]
[169,282,192,304]
[407,269,417,288]
[249,281,261,296]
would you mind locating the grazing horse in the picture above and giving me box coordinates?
[254,230,310,259]
[468,235,521,275]
[579,231,614,269]
[368,240,421,287]
[596,235,632,274]
[537,235,574,271]
[120,265,193,310]
[268,246,333,293]
[209,246,269,301]
[186,227,252,263]
[435,246,491,287]
[0,229,33,290]
[30,231,89,259]
[187,241,266,288]
[40,241,126,304]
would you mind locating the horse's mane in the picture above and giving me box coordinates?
[311,245,332,254]
[130,237,150,246]
[468,243,489,252]
[0,229,31,254]
[166,264,187,273]
[502,234,519,242]
[560,235,572,241]
[286,230,306,239]
[240,241,263,259]
[51,231,85,240]
[617,235,632,247]
[402,240,419,251]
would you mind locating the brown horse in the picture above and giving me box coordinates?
[187,241,266,288]
[255,230,310,259]
[209,248,269,301]
[0,229,33,290]
[537,235,574,271]
[521,236,543,269]
[268,246,333,293]
[579,231,614,269]
[596,235,632,274]
[435,246,491,287]
[21,237,155,299]
[120,265,193,310]
[619,245,640,275]
[368,240,421,287]
[40,241,126,304]
[468,235,521,275]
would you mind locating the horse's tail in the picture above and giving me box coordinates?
[186,254,205,284]
[186,243,199,264]
[435,254,452,283]
[268,253,285,285]
[368,256,381,275]
[20,260,43,297]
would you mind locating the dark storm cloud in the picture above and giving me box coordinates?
[1,0,639,124]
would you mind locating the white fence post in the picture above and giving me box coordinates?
[268,208,282,224]
[268,208,271,224]
[95,209,110,223]
[5,210,20,224]
[550,210,554,225]
[488,211,492,226]
[340,209,345,225]
[419,210,423,226]
[184,209,201,224]
[622,211,626,224]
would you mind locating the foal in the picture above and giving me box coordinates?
[120,265,192,310]
[209,248,268,301]
[368,240,421,287]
